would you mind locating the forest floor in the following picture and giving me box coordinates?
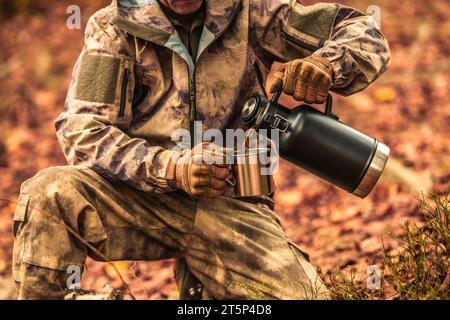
[0,0,449,299]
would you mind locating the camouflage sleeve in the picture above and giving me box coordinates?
[250,0,391,96]
[54,7,176,193]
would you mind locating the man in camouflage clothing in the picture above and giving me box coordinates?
[13,0,390,299]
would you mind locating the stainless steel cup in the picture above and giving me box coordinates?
[231,148,275,197]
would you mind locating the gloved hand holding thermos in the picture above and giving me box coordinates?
[270,55,334,105]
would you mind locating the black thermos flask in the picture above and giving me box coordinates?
[241,90,390,198]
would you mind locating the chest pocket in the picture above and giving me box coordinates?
[132,77,149,110]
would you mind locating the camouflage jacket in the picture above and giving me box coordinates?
[55,0,390,193]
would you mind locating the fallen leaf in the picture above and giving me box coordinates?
[276,191,302,207]
[331,207,359,223]
[349,93,375,112]
[360,237,383,254]
[373,86,397,102]
[104,261,129,280]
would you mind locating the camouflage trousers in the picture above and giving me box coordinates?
[12,166,329,300]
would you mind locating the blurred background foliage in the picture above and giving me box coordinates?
[0,0,109,19]
[0,0,40,18]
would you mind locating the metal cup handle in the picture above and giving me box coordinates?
[225,174,236,187]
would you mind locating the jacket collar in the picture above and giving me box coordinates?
[113,0,174,46]
[113,0,241,45]
[112,0,241,76]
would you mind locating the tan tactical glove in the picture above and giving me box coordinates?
[166,143,232,198]
[270,55,333,104]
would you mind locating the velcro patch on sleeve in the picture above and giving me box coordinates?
[75,54,121,104]
[287,3,338,42]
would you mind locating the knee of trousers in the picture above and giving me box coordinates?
[15,166,96,235]
[20,166,87,202]
[222,243,330,300]
[13,166,97,276]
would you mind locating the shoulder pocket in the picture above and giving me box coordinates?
[282,3,338,56]
[75,54,136,130]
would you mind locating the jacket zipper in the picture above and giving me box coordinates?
[188,4,241,147]
[189,75,197,148]
[119,68,131,118]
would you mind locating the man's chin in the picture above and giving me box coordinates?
[170,0,203,15]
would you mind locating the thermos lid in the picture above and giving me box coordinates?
[242,97,258,119]
[241,96,261,127]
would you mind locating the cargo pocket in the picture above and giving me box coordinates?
[75,53,136,130]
